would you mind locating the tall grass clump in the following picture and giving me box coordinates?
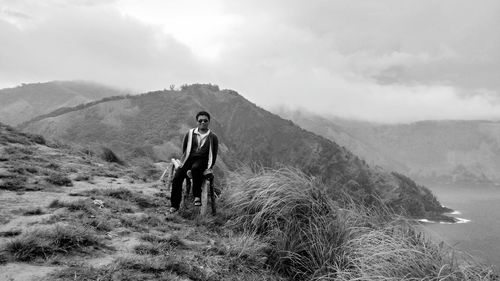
[223,167,497,281]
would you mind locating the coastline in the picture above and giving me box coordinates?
[418,207,470,225]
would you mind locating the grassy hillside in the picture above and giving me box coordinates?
[0,123,496,280]
[0,81,128,126]
[21,84,449,219]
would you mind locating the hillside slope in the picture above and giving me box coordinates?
[0,122,285,280]
[276,110,500,186]
[20,84,449,219]
[0,81,128,126]
[1,123,496,280]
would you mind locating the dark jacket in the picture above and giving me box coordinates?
[180,128,218,170]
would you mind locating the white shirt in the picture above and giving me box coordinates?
[194,128,210,149]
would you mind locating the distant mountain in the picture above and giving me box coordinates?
[275,109,500,186]
[21,84,450,218]
[0,81,128,126]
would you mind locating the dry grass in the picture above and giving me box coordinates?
[85,187,161,209]
[222,167,498,281]
[335,222,498,280]
[2,224,104,262]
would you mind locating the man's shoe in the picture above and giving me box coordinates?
[194,197,202,206]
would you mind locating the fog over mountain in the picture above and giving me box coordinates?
[0,81,127,126]
[276,109,500,186]
[1,1,500,123]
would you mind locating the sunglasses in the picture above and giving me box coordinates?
[197,119,209,124]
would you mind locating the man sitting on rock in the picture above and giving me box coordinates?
[169,111,218,213]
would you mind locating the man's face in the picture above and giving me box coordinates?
[197,115,210,131]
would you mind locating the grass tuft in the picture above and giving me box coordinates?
[48,199,96,213]
[3,224,103,262]
[86,187,160,209]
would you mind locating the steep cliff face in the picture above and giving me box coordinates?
[22,84,447,217]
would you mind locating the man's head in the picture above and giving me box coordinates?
[196,111,211,132]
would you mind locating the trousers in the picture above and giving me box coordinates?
[170,157,207,209]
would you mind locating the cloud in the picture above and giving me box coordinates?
[0,4,202,91]
[1,0,499,122]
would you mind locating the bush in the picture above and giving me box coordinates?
[100,147,124,165]
[29,134,46,145]
[74,174,91,181]
[45,172,72,186]
[22,207,44,216]
[0,175,27,191]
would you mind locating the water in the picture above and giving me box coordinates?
[421,185,500,269]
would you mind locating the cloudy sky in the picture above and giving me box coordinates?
[1,0,499,123]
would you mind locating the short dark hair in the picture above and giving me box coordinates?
[196,111,211,121]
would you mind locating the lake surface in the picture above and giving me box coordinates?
[421,185,500,269]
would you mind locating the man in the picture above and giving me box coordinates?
[169,111,219,213]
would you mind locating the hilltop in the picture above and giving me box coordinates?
[21,84,448,219]
[0,81,128,126]
[0,123,496,280]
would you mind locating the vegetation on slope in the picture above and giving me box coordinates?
[0,124,497,280]
[223,168,497,280]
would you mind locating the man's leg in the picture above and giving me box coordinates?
[170,167,187,210]
[191,159,207,200]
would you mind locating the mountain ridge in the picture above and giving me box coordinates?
[275,109,500,186]
[20,83,449,219]
[0,81,129,126]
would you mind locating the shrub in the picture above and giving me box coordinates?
[82,216,114,232]
[45,162,60,170]
[74,174,91,181]
[0,175,27,191]
[22,207,45,216]
[45,172,72,186]
[29,134,46,145]
[4,146,34,155]
[100,147,124,165]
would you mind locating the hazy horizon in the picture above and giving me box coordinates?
[1,0,500,123]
